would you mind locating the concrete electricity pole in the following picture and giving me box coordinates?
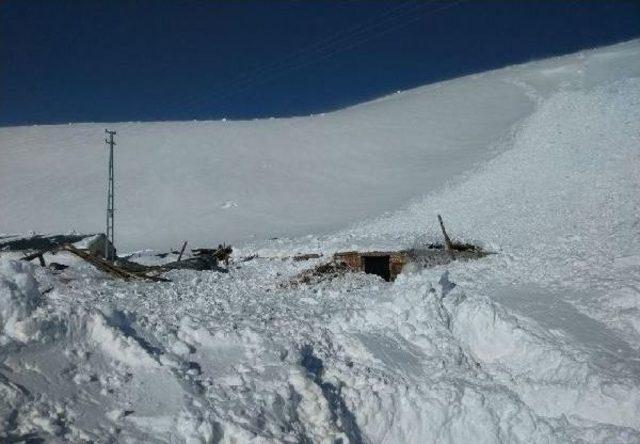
[105,129,116,261]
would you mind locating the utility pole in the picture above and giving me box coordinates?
[105,129,116,261]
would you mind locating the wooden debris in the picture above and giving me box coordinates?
[157,254,221,272]
[290,216,491,285]
[241,254,258,263]
[407,245,488,268]
[21,245,60,265]
[293,253,323,262]
[23,250,48,267]
[288,261,348,286]
[19,240,233,282]
[192,244,232,266]
[149,244,233,273]
[17,233,115,264]
[62,244,170,282]
[2,233,90,252]
[48,262,69,271]
[437,214,455,253]
[177,240,188,261]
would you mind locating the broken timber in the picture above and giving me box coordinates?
[148,244,233,273]
[438,214,455,253]
[192,244,233,266]
[62,244,170,282]
[22,248,51,267]
[177,240,188,261]
[16,237,232,282]
[293,253,323,261]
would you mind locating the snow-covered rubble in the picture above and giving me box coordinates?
[1,40,640,442]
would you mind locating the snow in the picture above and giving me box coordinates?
[0,260,41,343]
[0,42,587,252]
[1,39,640,442]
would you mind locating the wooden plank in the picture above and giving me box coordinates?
[63,244,170,282]
[293,253,322,261]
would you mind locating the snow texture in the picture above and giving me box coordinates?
[1,39,640,442]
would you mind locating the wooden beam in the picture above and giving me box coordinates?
[177,240,188,261]
[22,245,61,263]
[62,244,169,282]
[437,214,455,254]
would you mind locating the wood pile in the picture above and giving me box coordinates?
[20,241,234,283]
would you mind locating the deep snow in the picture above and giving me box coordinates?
[1,39,640,443]
[1,40,636,252]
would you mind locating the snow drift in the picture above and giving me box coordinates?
[0,260,41,343]
[1,40,638,251]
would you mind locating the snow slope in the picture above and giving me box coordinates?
[1,40,638,251]
[1,40,640,443]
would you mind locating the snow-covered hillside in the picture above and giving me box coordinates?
[1,40,640,443]
[1,40,638,252]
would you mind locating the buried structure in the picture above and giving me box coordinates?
[332,215,489,282]
[334,250,408,282]
[3,233,232,282]
[1,233,116,267]
[332,244,487,282]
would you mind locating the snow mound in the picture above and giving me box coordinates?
[0,260,42,343]
[451,292,640,430]
[85,309,160,368]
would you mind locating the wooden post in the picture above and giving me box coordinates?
[177,241,188,261]
[437,214,454,252]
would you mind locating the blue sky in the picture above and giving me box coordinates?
[1,0,639,126]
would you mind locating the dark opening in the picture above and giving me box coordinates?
[363,255,391,281]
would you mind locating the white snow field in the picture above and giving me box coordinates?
[1,39,640,442]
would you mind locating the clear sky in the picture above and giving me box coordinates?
[1,0,639,126]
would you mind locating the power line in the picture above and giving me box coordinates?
[201,1,425,95]
[201,0,470,108]
[12,1,470,124]
[166,0,451,116]
[158,2,424,110]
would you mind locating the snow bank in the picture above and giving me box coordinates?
[451,292,640,429]
[85,310,159,368]
[0,260,42,343]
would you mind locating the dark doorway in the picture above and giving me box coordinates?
[363,255,391,281]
